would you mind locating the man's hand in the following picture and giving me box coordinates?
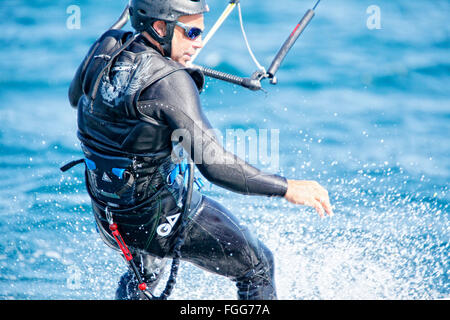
[284,180,333,218]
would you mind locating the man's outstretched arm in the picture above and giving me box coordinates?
[138,70,333,216]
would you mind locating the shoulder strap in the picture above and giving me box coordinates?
[88,33,139,103]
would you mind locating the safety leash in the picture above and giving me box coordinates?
[61,155,196,300]
[105,206,156,300]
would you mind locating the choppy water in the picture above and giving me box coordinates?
[0,0,448,299]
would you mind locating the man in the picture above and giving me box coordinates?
[68,0,332,300]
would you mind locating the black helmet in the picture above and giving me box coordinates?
[129,0,209,57]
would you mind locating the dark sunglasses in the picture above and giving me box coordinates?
[175,21,203,40]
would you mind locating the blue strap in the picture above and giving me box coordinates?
[85,158,97,170]
[168,159,189,185]
[168,164,180,185]
[112,168,126,179]
[194,177,204,191]
[179,160,188,175]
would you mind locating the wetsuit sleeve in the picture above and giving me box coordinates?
[137,70,288,197]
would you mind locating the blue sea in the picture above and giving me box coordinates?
[0,0,448,299]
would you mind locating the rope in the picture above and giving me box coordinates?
[237,3,266,73]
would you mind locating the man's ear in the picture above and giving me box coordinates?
[152,20,167,37]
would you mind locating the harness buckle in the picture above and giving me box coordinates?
[94,54,111,61]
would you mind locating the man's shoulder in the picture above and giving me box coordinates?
[142,66,204,100]
[136,58,204,99]
[184,67,205,92]
[98,29,132,43]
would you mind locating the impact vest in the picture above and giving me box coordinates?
[72,30,203,209]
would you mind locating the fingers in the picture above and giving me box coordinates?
[303,197,325,218]
[316,188,333,217]
[311,183,333,217]
[316,195,333,217]
[311,199,325,218]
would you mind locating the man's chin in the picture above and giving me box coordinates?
[173,54,193,67]
[180,59,193,67]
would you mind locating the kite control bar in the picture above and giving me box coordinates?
[266,0,320,84]
[109,0,321,91]
[195,0,321,90]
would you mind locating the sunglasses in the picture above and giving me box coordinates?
[175,21,203,40]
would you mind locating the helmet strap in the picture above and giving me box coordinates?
[145,19,176,58]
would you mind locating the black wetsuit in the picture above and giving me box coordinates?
[68,30,288,300]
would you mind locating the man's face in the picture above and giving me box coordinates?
[171,14,204,66]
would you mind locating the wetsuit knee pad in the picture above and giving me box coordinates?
[259,242,276,278]
[234,241,277,300]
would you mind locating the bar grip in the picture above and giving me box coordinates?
[267,9,315,78]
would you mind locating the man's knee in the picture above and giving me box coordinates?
[260,242,275,276]
[234,241,277,300]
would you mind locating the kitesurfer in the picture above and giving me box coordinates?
[67,0,333,300]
